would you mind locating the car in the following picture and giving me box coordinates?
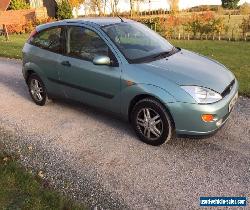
[22,17,238,146]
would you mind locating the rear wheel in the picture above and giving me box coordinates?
[131,98,174,146]
[28,74,49,106]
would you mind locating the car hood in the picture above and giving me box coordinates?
[142,49,234,94]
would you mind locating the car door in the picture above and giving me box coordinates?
[58,25,121,114]
[26,26,66,97]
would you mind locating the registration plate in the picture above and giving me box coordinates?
[229,92,238,112]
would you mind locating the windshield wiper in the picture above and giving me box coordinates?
[129,47,181,64]
[152,47,179,59]
[152,51,171,59]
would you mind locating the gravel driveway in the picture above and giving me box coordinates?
[0,57,249,209]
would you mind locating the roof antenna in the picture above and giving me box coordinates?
[117,15,124,22]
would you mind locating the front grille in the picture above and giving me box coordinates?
[221,79,235,98]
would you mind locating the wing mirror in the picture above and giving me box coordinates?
[93,55,111,65]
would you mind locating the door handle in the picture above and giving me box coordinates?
[61,61,71,67]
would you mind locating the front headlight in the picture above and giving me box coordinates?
[181,86,222,104]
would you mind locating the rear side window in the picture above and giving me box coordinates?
[30,27,63,54]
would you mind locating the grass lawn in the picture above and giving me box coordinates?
[0,34,249,96]
[0,151,85,210]
[0,34,28,59]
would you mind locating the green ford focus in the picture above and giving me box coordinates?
[22,18,238,146]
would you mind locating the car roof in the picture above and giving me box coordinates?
[36,17,132,31]
[65,17,131,26]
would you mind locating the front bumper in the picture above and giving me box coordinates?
[167,79,239,135]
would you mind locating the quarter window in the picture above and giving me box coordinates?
[30,27,63,53]
[66,26,109,61]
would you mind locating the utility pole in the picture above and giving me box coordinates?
[3,24,9,41]
[148,0,151,16]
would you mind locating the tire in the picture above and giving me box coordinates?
[27,73,49,106]
[131,98,174,146]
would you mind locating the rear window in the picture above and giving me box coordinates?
[29,27,63,54]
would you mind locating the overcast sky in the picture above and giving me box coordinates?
[136,0,250,9]
[122,0,250,11]
[77,0,250,15]
[179,0,249,9]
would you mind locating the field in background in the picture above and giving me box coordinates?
[132,14,250,41]
[0,34,249,96]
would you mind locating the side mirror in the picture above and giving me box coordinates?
[93,55,111,65]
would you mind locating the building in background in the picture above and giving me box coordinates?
[27,0,57,17]
[0,0,10,11]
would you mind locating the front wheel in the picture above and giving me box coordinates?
[28,74,49,106]
[131,98,174,146]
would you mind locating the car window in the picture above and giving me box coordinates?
[30,27,63,53]
[102,22,173,63]
[66,26,109,61]
[108,24,157,47]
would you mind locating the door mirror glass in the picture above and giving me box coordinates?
[93,55,111,65]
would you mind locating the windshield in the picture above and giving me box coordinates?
[102,22,174,63]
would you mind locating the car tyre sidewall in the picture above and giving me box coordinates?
[28,74,49,106]
[131,98,173,146]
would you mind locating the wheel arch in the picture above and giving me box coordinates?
[23,61,46,84]
[128,94,175,129]
[25,69,36,83]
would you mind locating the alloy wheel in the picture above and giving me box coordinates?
[30,78,44,102]
[136,108,163,140]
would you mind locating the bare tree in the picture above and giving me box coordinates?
[129,0,134,17]
[129,0,146,17]
[167,0,179,13]
[103,0,107,15]
[110,0,120,16]
[89,0,103,15]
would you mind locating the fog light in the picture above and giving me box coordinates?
[216,119,223,127]
[201,114,215,122]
